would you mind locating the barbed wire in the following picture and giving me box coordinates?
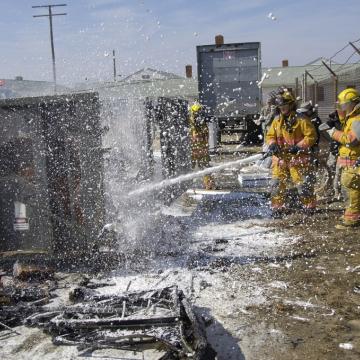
[336,62,360,74]
[314,59,360,84]
[335,52,360,73]
[304,40,356,75]
[305,37,360,80]
[328,37,360,61]
[315,52,360,81]
[310,54,358,81]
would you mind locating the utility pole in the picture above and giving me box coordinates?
[113,49,117,82]
[32,4,67,93]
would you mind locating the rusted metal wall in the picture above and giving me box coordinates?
[0,92,104,255]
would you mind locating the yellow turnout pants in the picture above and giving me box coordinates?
[271,162,316,210]
[341,166,360,224]
[191,140,215,190]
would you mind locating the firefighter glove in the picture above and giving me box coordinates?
[268,143,280,155]
[288,145,301,154]
[326,119,336,129]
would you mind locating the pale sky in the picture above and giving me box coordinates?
[0,0,359,85]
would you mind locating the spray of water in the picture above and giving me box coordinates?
[127,153,263,198]
[100,93,262,260]
[101,97,164,255]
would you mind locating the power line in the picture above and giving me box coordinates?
[32,4,67,93]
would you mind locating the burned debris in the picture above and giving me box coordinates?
[18,286,215,359]
[0,261,55,332]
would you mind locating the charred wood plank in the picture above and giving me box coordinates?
[49,316,180,330]
[25,311,61,326]
[13,261,54,281]
[0,320,21,335]
[180,298,216,360]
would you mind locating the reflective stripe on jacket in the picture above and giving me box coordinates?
[337,157,357,167]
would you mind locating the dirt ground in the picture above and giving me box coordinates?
[227,207,360,360]
[200,153,360,360]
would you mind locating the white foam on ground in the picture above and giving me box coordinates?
[0,189,298,360]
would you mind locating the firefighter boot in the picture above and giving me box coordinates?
[335,221,360,229]
[203,175,215,190]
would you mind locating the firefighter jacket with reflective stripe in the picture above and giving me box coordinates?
[332,104,360,161]
[266,112,317,166]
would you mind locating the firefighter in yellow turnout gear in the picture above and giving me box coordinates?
[327,88,360,228]
[189,103,215,190]
[266,91,318,216]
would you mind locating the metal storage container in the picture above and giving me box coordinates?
[0,92,104,255]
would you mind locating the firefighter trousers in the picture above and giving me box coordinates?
[191,149,215,190]
[341,166,360,224]
[271,163,316,210]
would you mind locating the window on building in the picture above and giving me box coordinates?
[142,74,150,80]
[317,86,325,102]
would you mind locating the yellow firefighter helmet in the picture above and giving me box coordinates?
[275,91,295,106]
[337,88,360,106]
[191,103,202,113]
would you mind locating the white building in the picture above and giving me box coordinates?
[0,76,69,99]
